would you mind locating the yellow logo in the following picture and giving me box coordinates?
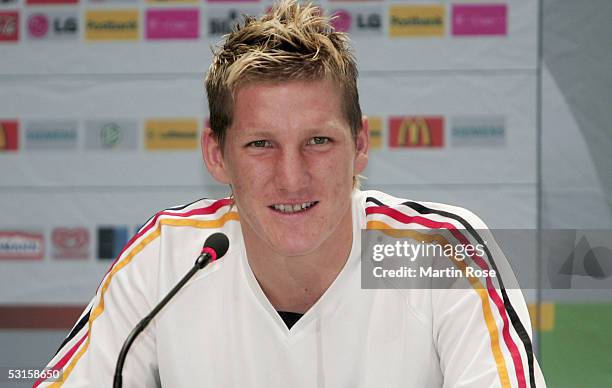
[0,124,6,149]
[85,10,139,41]
[389,5,445,37]
[145,119,199,150]
[368,116,383,150]
[398,117,431,146]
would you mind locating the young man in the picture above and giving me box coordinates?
[37,1,546,387]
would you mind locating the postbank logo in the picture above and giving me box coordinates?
[388,116,444,148]
[52,227,89,259]
[0,11,19,42]
[452,4,507,36]
[0,121,19,151]
[367,116,382,150]
[146,9,199,40]
[0,230,44,260]
[86,10,139,41]
[145,118,198,150]
[389,5,444,37]
[27,12,78,40]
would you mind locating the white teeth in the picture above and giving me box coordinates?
[273,202,315,213]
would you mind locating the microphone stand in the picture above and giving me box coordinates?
[113,250,216,388]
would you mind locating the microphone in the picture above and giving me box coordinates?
[113,233,229,388]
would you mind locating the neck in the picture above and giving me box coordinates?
[243,205,354,314]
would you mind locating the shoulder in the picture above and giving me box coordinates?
[133,197,239,243]
[359,189,489,231]
[107,197,239,281]
[142,197,236,230]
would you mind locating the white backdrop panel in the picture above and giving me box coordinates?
[0,72,536,186]
[0,0,537,74]
[0,184,534,304]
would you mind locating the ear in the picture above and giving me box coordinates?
[202,127,231,184]
[353,115,369,175]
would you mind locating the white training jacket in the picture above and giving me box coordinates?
[36,189,546,388]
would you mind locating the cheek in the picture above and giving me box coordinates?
[312,150,354,181]
[225,153,270,189]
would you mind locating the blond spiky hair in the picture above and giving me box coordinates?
[205,0,362,150]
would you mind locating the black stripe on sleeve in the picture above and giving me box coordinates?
[140,197,209,230]
[365,196,536,388]
[54,307,91,357]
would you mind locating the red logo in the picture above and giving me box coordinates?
[0,231,44,260]
[0,121,19,151]
[388,116,444,148]
[0,12,19,42]
[26,0,78,4]
[330,9,351,32]
[52,228,90,259]
[28,14,49,38]
[452,4,507,36]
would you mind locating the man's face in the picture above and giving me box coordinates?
[203,79,368,257]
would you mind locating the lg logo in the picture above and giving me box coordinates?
[355,13,381,31]
[54,17,77,33]
[28,13,78,39]
[330,9,382,35]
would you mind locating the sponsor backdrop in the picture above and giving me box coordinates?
[0,0,611,386]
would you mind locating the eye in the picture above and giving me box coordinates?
[307,137,330,145]
[247,140,272,148]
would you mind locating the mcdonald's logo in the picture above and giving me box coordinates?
[388,116,444,148]
[0,121,19,151]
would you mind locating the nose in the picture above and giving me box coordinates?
[274,147,310,193]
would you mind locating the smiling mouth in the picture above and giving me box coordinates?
[269,201,318,214]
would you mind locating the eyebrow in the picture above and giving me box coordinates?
[236,123,346,139]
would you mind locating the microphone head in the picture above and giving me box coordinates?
[202,232,230,261]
